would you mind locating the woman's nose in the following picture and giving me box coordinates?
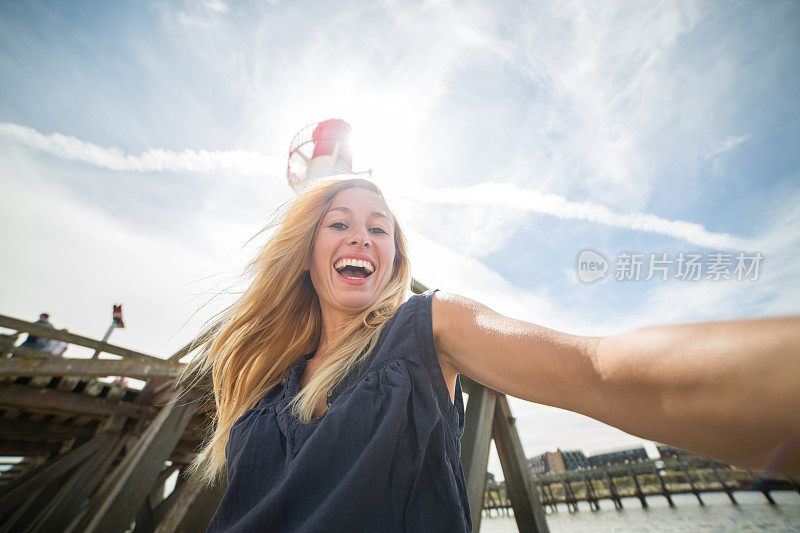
[349,226,371,247]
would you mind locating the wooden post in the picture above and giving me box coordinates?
[746,468,775,505]
[541,480,557,513]
[492,394,550,532]
[603,470,623,510]
[652,463,675,507]
[561,475,578,513]
[75,391,199,533]
[460,381,496,532]
[677,457,704,505]
[627,465,648,509]
[709,463,737,505]
[153,479,227,533]
[580,472,600,511]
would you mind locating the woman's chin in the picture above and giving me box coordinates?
[331,286,379,311]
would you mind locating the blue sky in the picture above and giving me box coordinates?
[2,1,799,475]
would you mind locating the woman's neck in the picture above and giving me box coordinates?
[317,307,355,360]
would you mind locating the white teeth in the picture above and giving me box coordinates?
[334,257,375,273]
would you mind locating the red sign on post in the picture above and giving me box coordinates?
[113,304,125,328]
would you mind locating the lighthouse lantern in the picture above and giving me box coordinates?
[287,119,354,192]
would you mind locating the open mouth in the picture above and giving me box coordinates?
[334,258,375,280]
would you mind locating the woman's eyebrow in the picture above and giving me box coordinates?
[327,206,392,224]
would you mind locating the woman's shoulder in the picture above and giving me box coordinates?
[369,289,438,359]
[391,288,437,318]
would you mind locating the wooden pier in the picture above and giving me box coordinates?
[2,298,796,532]
[0,314,220,533]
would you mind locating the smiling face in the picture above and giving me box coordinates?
[308,186,397,322]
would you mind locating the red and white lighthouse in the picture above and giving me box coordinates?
[287,119,354,192]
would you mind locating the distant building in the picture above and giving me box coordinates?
[528,449,588,474]
[529,454,547,474]
[587,447,648,467]
[561,450,589,471]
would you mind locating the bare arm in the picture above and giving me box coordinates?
[432,291,800,475]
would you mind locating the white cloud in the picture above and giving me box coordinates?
[704,134,750,159]
[0,164,237,358]
[495,1,702,211]
[203,0,228,13]
[0,121,284,176]
[635,186,800,324]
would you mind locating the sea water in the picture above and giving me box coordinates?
[478,490,800,532]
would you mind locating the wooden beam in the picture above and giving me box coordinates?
[168,323,220,363]
[28,434,126,533]
[0,486,46,533]
[77,391,200,533]
[133,495,157,533]
[492,394,550,532]
[5,344,61,359]
[0,384,152,419]
[460,382,496,531]
[0,357,182,380]
[0,432,113,517]
[150,463,180,508]
[0,314,162,362]
[0,417,97,441]
[154,478,227,533]
[0,440,64,456]
[410,277,428,295]
[459,374,481,396]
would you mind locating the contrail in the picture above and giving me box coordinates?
[0,121,283,176]
[407,182,760,251]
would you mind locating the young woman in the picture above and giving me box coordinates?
[185,176,799,531]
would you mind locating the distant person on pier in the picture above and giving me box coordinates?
[43,330,69,356]
[18,312,54,352]
[182,177,800,532]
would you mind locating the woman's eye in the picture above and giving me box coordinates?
[329,222,348,230]
[370,227,388,235]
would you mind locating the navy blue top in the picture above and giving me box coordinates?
[207,289,471,532]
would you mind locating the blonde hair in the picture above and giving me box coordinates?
[180,176,411,486]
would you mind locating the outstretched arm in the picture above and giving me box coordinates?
[431,291,800,475]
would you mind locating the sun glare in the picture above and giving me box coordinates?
[342,110,422,189]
